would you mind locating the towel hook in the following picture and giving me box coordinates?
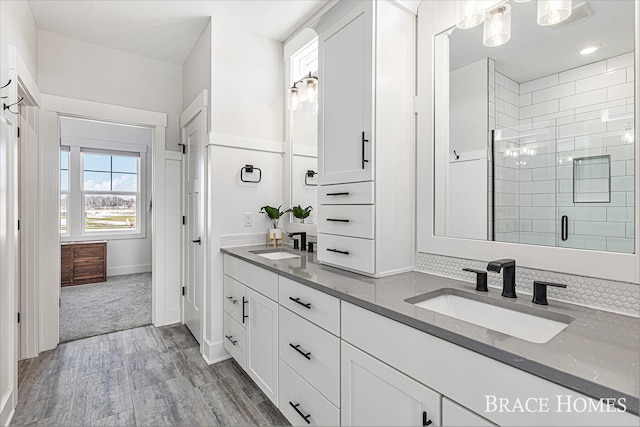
[3,97,24,114]
[453,150,460,160]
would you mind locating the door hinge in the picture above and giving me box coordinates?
[413,95,419,114]
[59,298,61,307]
[17,127,20,138]
[182,216,186,225]
[17,219,20,231]
[17,312,20,324]
[182,286,185,296]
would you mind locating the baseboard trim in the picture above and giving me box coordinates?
[1,406,15,427]
[202,338,230,365]
[107,264,152,277]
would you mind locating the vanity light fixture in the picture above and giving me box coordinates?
[288,72,318,111]
[579,44,600,55]
[537,0,572,26]
[483,4,512,47]
[455,0,485,29]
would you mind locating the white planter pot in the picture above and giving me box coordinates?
[268,228,283,239]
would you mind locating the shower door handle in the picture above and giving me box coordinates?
[561,216,568,241]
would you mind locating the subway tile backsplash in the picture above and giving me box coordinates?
[415,252,639,317]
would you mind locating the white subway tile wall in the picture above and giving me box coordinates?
[415,252,639,317]
[489,52,635,253]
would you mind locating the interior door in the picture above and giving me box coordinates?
[183,113,204,343]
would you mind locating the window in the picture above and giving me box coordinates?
[60,143,147,240]
[83,151,140,232]
[60,148,69,234]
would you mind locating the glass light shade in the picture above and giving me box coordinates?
[288,86,302,111]
[537,0,572,26]
[303,76,318,103]
[455,0,485,29]
[483,4,511,47]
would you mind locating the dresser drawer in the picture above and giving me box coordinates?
[223,313,247,370]
[223,275,247,326]
[279,359,340,427]
[279,307,340,406]
[224,255,278,301]
[317,234,375,274]
[317,205,374,239]
[279,276,340,336]
[319,181,374,205]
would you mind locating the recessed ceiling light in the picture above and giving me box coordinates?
[579,45,600,55]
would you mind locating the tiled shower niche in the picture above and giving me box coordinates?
[489,53,635,253]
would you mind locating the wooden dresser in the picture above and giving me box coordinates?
[61,241,107,286]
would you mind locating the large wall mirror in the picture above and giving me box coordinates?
[285,30,319,234]
[435,0,635,254]
[418,1,639,282]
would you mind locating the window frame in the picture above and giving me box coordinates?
[60,147,70,236]
[60,142,148,241]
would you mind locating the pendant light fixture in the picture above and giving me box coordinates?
[537,0,572,26]
[455,0,485,29]
[288,85,302,111]
[288,72,318,111]
[483,4,511,47]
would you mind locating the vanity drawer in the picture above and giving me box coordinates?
[318,181,374,205]
[223,275,247,326]
[317,205,374,239]
[223,313,247,370]
[317,234,375,274]
[279,276,340,336]
[279,359,340,427]
[224,255,278,301]
[279,307,340,406]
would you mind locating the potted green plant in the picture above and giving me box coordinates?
[291,205,313,223]
[260,205,291,239]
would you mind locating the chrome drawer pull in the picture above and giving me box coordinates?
[226,296,238,304]
[289,343,311,360]
[326,218,350,222]
[225,335,237,346]
[289,296,311,309]
[327,248,350,255]
[326,192,349,196]
[289,402,311,424]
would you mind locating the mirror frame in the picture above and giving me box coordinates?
[416,0,639,283]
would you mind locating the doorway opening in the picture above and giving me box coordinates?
[58,116,153,342]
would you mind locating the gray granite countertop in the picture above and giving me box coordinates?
[221,245,640,415]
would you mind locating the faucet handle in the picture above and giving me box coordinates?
[462,268,488,292]
[532,281,567,306]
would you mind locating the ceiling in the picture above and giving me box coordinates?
[449,1,635,83]
[29,0,329,65]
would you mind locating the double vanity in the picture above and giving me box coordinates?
[221,245,639,426]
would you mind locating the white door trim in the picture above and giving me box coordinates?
[180,90,209,356]
[38,94,173,351]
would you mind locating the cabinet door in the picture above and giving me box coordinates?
[246,288,279,405]
[442,397,495,427]
[341,341,441,427]
[319,1,373,185]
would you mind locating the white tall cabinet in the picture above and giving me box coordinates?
[316,0,415,277]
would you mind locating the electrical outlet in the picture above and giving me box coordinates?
[243,212,252,227]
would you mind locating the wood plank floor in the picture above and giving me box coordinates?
[12,324,291,426]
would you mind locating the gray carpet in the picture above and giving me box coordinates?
[60,272,152,342]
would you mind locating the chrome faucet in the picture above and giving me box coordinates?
[487,259,516,298]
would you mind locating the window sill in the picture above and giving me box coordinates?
[61,231,146,242]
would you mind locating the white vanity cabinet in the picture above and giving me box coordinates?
[277,276,342,426]
[442,398,496,427]
[222,256,279,405]
[341,341,441,426]
[315,0,415,278]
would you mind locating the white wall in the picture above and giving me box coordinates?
[0,0,38,79]
[37,30,183,152]
[183,20,212,128]
[210,19,283,142]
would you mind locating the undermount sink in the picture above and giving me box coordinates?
[406,288,574,344]
[250,249,301,260]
